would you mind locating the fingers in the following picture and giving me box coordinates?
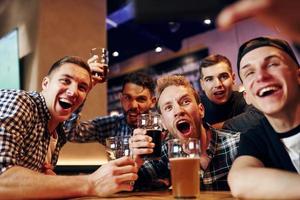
[217,0,268,29]
[112,156,136,167]
[87,55,108,84]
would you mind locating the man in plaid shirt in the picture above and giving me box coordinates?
[64,72,156,144]
[0,56,138,199]
[131,75,240,190]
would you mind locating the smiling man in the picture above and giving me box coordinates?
[0,56,138,199]
[131,75,240,190]
[228,37,300,199]
[64,72,156,144]
[199,54,248,128]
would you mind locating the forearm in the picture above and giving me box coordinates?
[0,166,93,199]
[229,164,300,199]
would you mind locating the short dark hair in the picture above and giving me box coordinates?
[199,54,232,79]
[237,37,300,81]
[47,56,91,77]
[122,72,156,96]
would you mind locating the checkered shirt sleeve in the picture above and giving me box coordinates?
[0,90,39,174]
[64,111,133,144]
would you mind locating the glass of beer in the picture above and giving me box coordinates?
[90,47,109,81]
[168,138,201,199]
[105,136,131,161]
[137,112,162,160]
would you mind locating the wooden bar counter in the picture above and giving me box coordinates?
[72,190,237,200]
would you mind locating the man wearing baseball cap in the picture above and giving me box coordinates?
[228,37,300,199]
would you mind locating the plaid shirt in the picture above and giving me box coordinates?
[136,127,240,191]
[0,90,67,174]
[64,112,134,144]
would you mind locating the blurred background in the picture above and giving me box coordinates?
[0,0,298,173]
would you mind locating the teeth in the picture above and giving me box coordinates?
[60,98,72,104]
[258,86,279,97]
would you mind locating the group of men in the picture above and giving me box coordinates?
[0,35,299,199]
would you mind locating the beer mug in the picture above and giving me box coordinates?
[90,47,109,81]
[168,138,201,198]
[105,136,130,161]
[137,112,162,160]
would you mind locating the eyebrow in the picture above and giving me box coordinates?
[161,93,190,107]
[240,54,281,71]
[62,74,90,87]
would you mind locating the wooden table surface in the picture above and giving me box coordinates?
[72,190,237,200]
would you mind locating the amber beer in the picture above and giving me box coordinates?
[170,157,200,198]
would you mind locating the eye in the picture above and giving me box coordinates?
[204,77,212,82]
[136,96,147,103]
[182,98,191,106]
[122,94,131,101]
[60,78,71,85]
[163,104,173,112]
[219,73,229,81]
[267,62,279,68]
[78,84,89,93]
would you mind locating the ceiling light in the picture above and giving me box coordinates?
[112,51,119,57]
[155,46,162,53]
[204,19,211,25]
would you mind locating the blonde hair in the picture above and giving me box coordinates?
[156,75,200,111]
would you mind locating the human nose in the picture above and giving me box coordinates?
[66,84,78,97]
[213,78,222,88]
[129,99,138,109]
[255,67,272,82]
[173,103,185,118]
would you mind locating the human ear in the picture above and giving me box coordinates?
[42,77,50,90]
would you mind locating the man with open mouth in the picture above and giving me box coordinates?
[64,71,156,145]
[199,54,249,129]
[130,75,240,191]
[228,37,300,199]
[0,56,138,198]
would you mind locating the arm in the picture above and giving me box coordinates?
[217,0,300,43]
[130,129,170,188]
[228,156,300,199]
[0,157,138,199]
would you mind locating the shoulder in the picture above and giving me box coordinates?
[0,89,37,111]
[211,127,240,147]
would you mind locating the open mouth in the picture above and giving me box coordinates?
[213,90,225,97]
[176,120,191,135]
[59,99,72,109]
[257,86,281,97]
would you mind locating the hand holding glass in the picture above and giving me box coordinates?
[137,112,162,160]
[90,47,109,81]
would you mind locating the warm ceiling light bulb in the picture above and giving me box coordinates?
[155,46,162,53]
[204,19,211,25]
[112,51,119,57]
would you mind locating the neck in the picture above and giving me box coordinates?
[48,120,59,135]
[199,125,210,153]
[266,103,300,133]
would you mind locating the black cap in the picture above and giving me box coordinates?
[237,37,299,80]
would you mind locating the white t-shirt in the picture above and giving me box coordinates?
[45,131,58,164]
[281,131,300,173]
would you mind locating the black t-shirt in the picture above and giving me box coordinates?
[201,91,248,124]
[222,105,264,133]
[238,117,300,172]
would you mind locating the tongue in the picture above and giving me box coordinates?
[177,122,190,134]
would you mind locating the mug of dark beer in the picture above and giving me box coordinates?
[137,112,162,160]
